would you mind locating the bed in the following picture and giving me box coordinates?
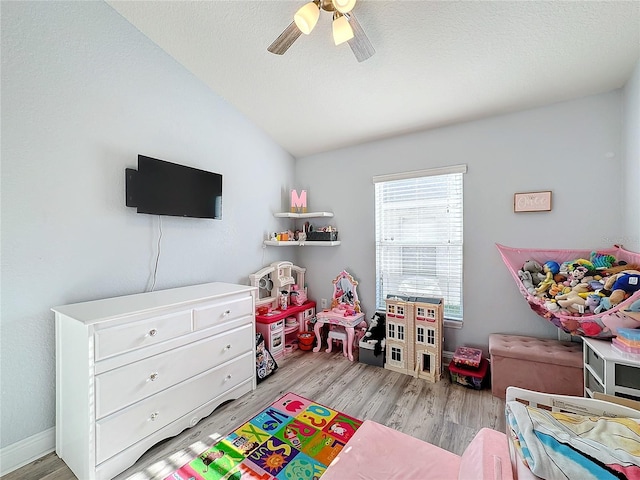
[506,386,640,479]
[320,388,640,479]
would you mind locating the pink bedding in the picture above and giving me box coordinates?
[321,420,512,480]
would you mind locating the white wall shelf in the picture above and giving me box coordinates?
[273,212,334,219]
[265,211,339,247]
[264,240,341,247]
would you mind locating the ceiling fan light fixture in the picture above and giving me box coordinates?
[332,0,357,14]
[294,1,320,35]
[332,12,354,45]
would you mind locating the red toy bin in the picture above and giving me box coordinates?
[449,358,489,390]
[452,346,483,369]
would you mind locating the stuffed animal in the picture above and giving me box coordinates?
[555,291,587,313]
[590,252,616,270]
[601,271,640,308]
[545,299,560,312]
[363,311,386,356]
[585,294,601,313]
[593,291,627,313]
[535,262,558,295]
[522,260,545,286]
[564,266,589,288]
[611,273,640,293]
[594,296,614,314]
[548,283,568,297]
[609,289,628,307]
[518,270,536,295]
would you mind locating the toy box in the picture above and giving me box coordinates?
[449,357,489,390]
[452,346,483,368]
[359,340,385,367]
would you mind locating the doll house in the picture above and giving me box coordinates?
[384,295,444,382]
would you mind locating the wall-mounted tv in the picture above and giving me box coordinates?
[126,155,222,219]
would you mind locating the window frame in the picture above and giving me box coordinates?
[373,165,466,326]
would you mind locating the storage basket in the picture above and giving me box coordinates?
[306,231,338,242]
[449,358,489,390]
[297,331,315,351]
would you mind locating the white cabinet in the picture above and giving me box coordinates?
[53,282,257,480]
[583,337,640,401]
[264,211,341,247]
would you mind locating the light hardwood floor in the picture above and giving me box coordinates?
[3,350,505,480]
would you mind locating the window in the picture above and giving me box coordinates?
[374,165,466,322]
[388,323,396,339]
[427,328,435,345]
[391,346,403,363]
[397,324,405,341]
[416,325,425,344]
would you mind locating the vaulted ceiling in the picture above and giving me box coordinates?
[107,1,640,158]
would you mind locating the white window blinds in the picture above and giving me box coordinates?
[374,165,465,321]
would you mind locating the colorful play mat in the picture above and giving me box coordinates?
[165,392,362,480]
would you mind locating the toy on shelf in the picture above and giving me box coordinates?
[497,244,640,339]
[314,270,366,361]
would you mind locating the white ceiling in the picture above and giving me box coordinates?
[107,1,640,159]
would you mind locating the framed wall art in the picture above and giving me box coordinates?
[514,191,552,212]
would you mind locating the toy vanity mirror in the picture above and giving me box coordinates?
[331,270,361,313]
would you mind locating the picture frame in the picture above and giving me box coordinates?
[514,191,552,212]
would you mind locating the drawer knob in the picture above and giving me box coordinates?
[225,374,232,381]
[224,344,232,351]
[223,309,231,316]
[149,328,158,337]
[150,412,159,421]
[149,372,159,382]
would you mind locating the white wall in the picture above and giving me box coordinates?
[296,91,625,353]
[623,60,640,252]
[0,1,291,449]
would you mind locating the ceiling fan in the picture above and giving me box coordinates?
[268,0,375,62]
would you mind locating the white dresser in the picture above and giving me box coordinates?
[52,282,257,480]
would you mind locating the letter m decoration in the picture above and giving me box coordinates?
[290,190,307,213]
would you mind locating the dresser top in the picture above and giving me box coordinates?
[52,282,256,324]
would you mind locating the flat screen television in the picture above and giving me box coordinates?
[126,155,222,219]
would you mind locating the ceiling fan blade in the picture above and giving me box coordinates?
[346,12,375,62]
[268,21,302,55]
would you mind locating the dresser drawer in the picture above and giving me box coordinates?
[96,351,254,464]
[95,323,253,419]
[95,310,192,361]
[193,295,253,330]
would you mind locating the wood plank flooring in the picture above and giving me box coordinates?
[3,350,505,480]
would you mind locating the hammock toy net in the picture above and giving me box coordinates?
[497,244,640,339]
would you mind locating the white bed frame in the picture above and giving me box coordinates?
[506,386,640,417]
[505,387,640,479]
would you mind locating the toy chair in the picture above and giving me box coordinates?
[327,325,349,357]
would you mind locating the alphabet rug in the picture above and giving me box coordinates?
[165,392,362,480]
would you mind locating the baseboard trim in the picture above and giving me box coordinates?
[0,427,55,476]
